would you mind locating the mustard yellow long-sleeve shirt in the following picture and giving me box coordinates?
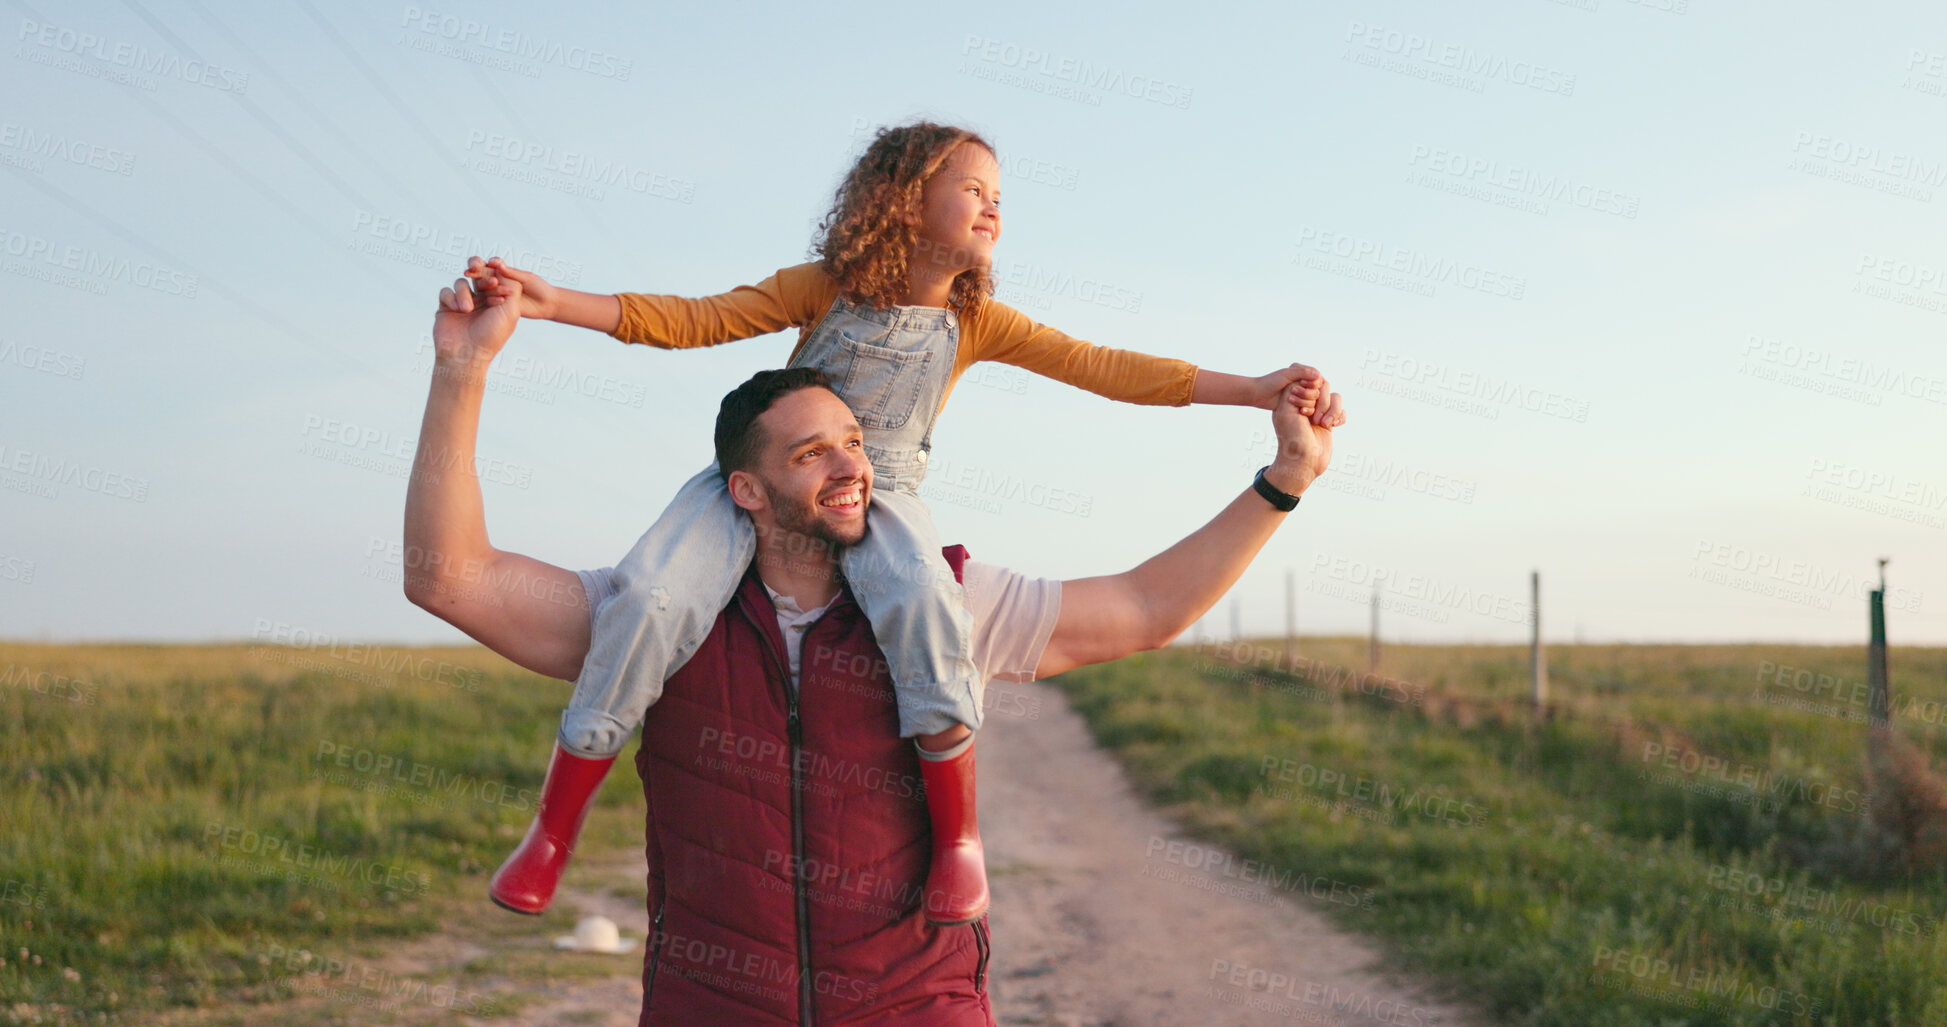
[611,262,1199,410]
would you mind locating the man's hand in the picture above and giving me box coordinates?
[434,272,522,366]
[1247,362,1344,426]
[463,256,559,321]
[1264,377,1343,495]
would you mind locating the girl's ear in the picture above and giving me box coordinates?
[726,469,767,514]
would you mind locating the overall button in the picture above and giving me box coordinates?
[916,451,928,463]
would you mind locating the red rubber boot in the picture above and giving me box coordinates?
[917,739,988,926]
[489,743,616,914]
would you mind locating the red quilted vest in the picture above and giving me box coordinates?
[633,545,995,1026]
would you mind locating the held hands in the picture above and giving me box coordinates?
[463,256,558,320]
[433,272,522,366]
[1250,363,1346,427]
[1265,376,1344,497]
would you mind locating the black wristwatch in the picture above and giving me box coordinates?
[1253,466,1301,511]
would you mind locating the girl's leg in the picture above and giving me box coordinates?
[491,464,753,914]
[563,463,755,757]
[840,489,988,925]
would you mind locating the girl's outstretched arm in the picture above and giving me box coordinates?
[464,256,622,333]
[466,257,833,350]
[967,301,1342,424]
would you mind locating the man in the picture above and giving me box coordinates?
[404,276,1343,1024]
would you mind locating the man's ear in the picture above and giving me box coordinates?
[726,468,767,513]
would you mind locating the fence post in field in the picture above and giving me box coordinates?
[1868,558,1890,734]
[1368,584,1381,672]
[1530,570,1548,709]
[1285,569,1296,666]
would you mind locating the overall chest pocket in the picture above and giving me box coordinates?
[829,329,934,432]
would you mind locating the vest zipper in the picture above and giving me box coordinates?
[743,593,816,1027]
[643,899,667,1011]
[788,684,813,1026]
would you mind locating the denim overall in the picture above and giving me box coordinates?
[561,297,978,757]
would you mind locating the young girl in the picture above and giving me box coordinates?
[466,121,1340,927]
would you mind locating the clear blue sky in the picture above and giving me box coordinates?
[3,0,1943,646]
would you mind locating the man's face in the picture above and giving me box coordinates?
[746,387,872,549]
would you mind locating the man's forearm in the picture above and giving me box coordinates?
[547,289,623,334]
[1124,483,1292,647]
[402,356,494,600]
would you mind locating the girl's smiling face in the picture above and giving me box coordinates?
[915,142,1002,274]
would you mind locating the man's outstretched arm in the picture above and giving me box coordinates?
[402,275,594,681]
[1035,383,1341,678]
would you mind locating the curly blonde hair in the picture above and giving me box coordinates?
[814,122,996,316]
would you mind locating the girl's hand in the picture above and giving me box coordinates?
[464,256,558,320]
[1251,363,1325,419]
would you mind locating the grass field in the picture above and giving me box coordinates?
[0,641,641,1025]
[5,638,1945,1025]
[1057,637,1947,1026]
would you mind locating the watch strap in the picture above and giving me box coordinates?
[1253,465,1301,511]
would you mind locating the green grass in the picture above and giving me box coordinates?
[1056,639,1947,1027]
[0,642,639,1025]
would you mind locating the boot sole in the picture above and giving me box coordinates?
[489,891,547,916]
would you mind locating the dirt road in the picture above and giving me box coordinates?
[980,679,1482,1026]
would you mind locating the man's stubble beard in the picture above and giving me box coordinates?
[763,479,867,553]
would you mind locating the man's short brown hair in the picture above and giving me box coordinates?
[713,368,836,476]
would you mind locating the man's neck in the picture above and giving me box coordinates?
[752,535,845,611]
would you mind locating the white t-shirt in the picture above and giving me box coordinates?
[575,561,1062,701]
